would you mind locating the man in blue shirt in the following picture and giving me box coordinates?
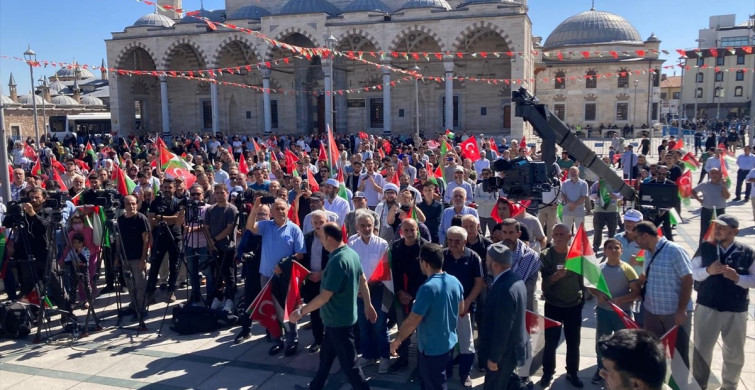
[247,197,306,356]
[390,243,463,390]
[439,187,479,244]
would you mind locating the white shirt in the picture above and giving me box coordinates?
[703,156,728,172]
[348,234,389,280]
[473,158,490,177]
[324,195,351,225]
[444,180,474,204]
[736,153,755,171]
[358,172,385,207]
[302,209,339,235]
[691,242,755,288]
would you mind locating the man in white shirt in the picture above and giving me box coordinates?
[322,178,351,225]
[747,168,755,221]
[734,145,755,201]
[620,145,639,180]
[358,158,385,210]
[302,192,339,234]
[444,166,474,204]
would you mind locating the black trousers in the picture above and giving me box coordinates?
[240,257,261,332]
[592,211,618,249]
[543,302,583,376]
[735,169,752,199]
[309,325,370,390]
[418,349,453,390]
[484,368,518,390]
[146,238,180,294]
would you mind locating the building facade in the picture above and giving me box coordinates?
[680,14,754,121]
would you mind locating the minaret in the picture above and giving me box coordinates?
[157,0,182,19]
[73,77,81,103]
[101,58,108,80]
[8,73,18,102]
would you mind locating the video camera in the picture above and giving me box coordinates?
[178,197,206,223]
[488,157,553,200]
[80,188,122,208]
[2,200,26,228]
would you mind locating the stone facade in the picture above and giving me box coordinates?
[106,0,535,139]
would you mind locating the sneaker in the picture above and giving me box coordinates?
[591,371,603,385]
[462,375,473,388]
[307,343,321,353]
[167,293,177,303]
[539,374,553,388]
[357,357,377,367]
[378,358,391,374]
[211,298,224,310]
[733,197,741,201]
[565,373,584,388]
[222,299,235,313]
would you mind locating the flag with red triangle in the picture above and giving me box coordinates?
[661,326,703,390]
[336,167,349,202]
[719,156,731,188]
[608,302,640,329]
[681,152,700,171]
[306,169,320,193]
[288,197,300,227]
[252,137,262,154]
[368,250,394,313]
[519,310,562,376]
[318,145,327,165]
[565,224,612,298]
[111,165,136,196]
[489,137,499,154]
[671,138,684,150]
[327,127,340,172]
[246,280,282,338]
[284,150,299,175]
[51,169,68,192]
[389,171,400,186]
[85,142,96,160]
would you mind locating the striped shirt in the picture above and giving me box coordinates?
[348,234,389,280]
[643,237,693,315]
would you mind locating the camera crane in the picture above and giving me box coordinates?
[512,87,637,201]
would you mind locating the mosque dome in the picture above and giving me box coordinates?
[18,93,50,106]
[48,77,69,95]
[543,8,642,49]
[279,0,342,16]
[80,95,105,106]
[1,94,17,106]
[55,66,96,80]
[398,0,451,11]
[228,5,271,20]
[133,13,176,28]
[51,95,81,106]
[343,0,391,13]
[179,9,226,24]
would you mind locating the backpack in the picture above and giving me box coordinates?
[0,301,33,339]
[170,304,238,335]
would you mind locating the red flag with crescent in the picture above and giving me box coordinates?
[247,281,282,338]
[460,136,481,161]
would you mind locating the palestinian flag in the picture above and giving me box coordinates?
[368,250,394,313]
[668,208,681,226]
[70,190,84,206]
[284,149,299,175]
[246,280,282,338]
[608,302,640,329]
[328,127,340,173]
[425,162,438,186]
[112,165,136,196]
[318,145,328,165]
[51,169,68,192]
[670,138,684,150]
[661,326,703,390]
[518,310,562,377]
[681,152,700,171]
[85,142,96,160]
[306,168,320,193]
[31,157,43,177]
[336,167,349,202]
[565,224,612,299]
[90,206,110,248]
[635,249,646,264]
[288,197,300,227]
[597,179,612,208]
[719,156,731,188]
[556,203,564,222]
[445,129,455,140]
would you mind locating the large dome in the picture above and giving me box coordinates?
[18,93,50,106]
[279,0,341,16]
[543,9,642,49]
[344,0,391,13]
[228,5,271,20]
[399,0,451,11]
[55,66,96,80]
[133,13,176,28]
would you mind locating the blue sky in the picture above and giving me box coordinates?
[0,0,752,95]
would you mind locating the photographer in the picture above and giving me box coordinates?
[183,186,210,304]
[204,184,238,312]
[146,178,184,303]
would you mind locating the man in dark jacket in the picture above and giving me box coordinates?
[299,210,331,353]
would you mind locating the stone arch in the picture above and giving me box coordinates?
[116,41,158,70]
[335,28,383,52]
[263,26,322,59]
[389,25,447,53]
[451,21,515,53]
[161,38,208,70]
[210,35,261,68]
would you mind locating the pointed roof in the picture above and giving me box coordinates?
[8,73,16,87]
[344,0,391,13]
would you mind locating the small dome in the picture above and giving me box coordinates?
[180,9,226,24]
[51,95,81,106]
[1,94,16,106]
[543,9,642,49]
[279,0,341,16]
[645,33,660,42]
[80,95,105,106]
[18,93,50,106]
[133,13,176,28]
[228,5,271,20]
[48,78,69,94]
[344,0,391,13]
[55,67,96,80]
[399,0,451,11]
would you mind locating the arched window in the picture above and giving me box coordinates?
[555,71,566,89]
[618,69,629,88]
[585,70,597,89]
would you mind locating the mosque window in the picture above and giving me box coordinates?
[585,70,597,89]
[554,104,565,121]
[734,86,743,97]
[271,100,279,129]
[202,101,212,129]
[370,98,384,129]
[736,70,744,81]
[696,88,703,98]
[584,103,596,121]
[616,103,628,121]
[696,73,704,83]
[617,70,629,88]
[555,71,566,89]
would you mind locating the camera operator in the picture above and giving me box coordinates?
[146,178,185,303]
[205,184,238,312]
[183,186,210,304]
[116,195,151,315]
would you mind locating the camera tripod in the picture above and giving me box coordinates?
[143,220,183,336]
[110,219,149,333]
[181,204,218,309]
[59,221,102,338]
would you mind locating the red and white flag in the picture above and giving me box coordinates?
[368,250,394,313]
[283,261,310,321]
[519,310,562,376]
[460,136,481,161]
[246,280,282,338]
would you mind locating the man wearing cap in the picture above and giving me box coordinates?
[444,166,474,204]
[614,209,645,276]
[358,158,385,210]
[691,214,755,390]
[480,243,528,390]
[691,168,730,242]
[439,187,479,245]
[322,178,350,225]
[375,183,401,243]
[302,192,338,235]
[389,243,463,390]
[345,191,380,237]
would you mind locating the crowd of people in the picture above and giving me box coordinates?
[1,127,754,390]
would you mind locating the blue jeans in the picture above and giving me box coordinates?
[357,288,389,360]
[595,307,633,369]
[185,246,209,301]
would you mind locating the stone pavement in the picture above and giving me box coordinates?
[1,154,754,390]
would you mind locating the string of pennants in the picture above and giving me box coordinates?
[3,53,754,96]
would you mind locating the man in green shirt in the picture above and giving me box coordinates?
[290,222,378,390]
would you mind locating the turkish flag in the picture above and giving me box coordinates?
[284,261,310,321]
[460,136,481,161]
[358,131,369,140]
[489,137,499,154]
[284,150,299,174]
[247,281,282,338]
[238,153,249,175]
[306,169,320,193]
[519,136,527,150]
[676,170,692,198]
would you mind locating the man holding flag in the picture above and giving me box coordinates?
[691,168,730,242]
[290,222,377,390]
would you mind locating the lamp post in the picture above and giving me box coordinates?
[38,76,47,134]
[0,89,11,202]
[24,45,40,147]
[412,64,420,142]
[633,79,639,126]
[325,34,337,133]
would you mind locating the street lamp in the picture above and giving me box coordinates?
[325,34,337,133]
[24,45,40,147]
[412,64,420,142]
[633,79,639,126]
[38,76,48,134]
